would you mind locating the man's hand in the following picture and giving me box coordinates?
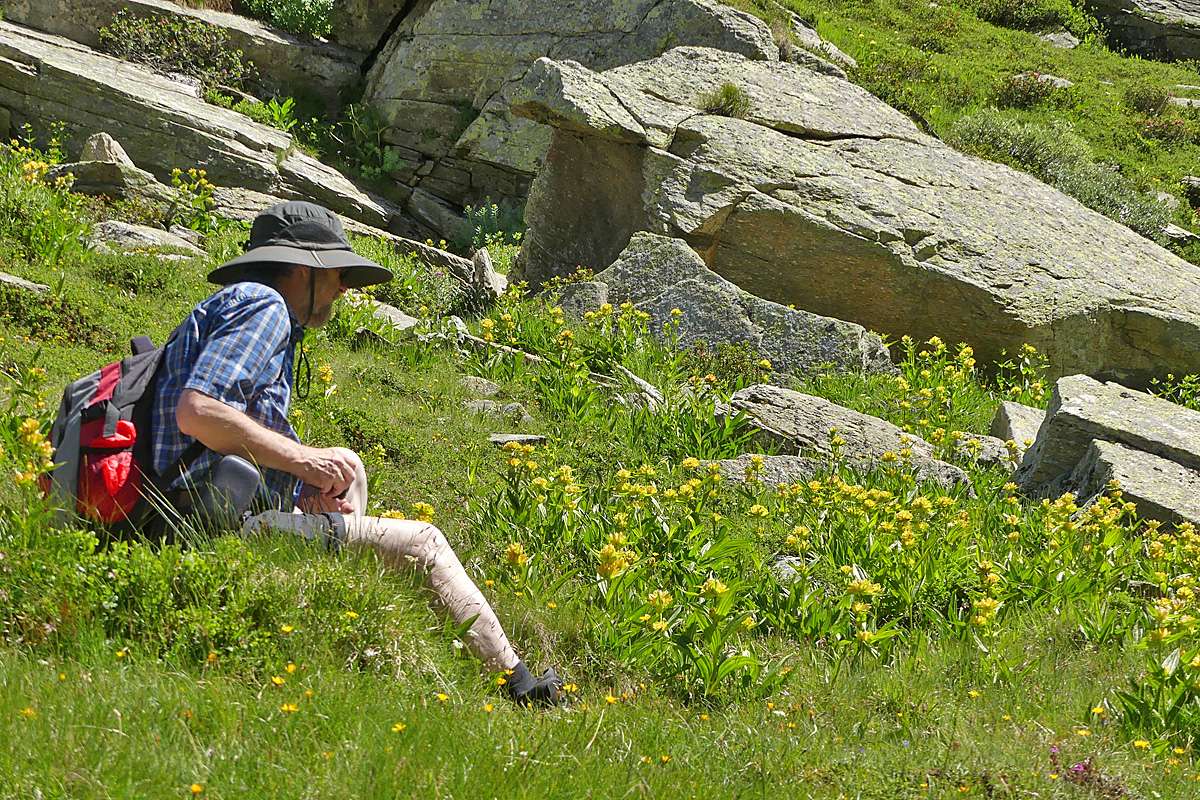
[295,446,359,498]
[297,483,356,515]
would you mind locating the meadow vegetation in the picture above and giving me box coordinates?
[3,125,1200,796]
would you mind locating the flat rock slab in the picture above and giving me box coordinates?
[512,46,1200,386]
[0,22,396,230]
[727,384,970,489]
[566,232,893,375]
[990,401,1046,453]
[489,433,546,447]
[0,272,49,293]
[3,0,364,110]
[1016,374,1200,496]
[1070,439,1200,526]
[369,300,419,333]
[88,221,205,255]
[1040,30,1081,48]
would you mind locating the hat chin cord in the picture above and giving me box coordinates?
[292,267,316,401]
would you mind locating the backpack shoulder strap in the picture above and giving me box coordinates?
[130,336,154,356]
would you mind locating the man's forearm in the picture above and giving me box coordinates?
[176,389,303,475]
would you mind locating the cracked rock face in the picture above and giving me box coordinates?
[562,231,894,376]
[0,23,397,230]
[361,0,777,215]
[3,0,364,111]
[512,46,1200,385]
[1089,0,1200,61]
[726,384,970,489]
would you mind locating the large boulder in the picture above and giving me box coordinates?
[360,0,779,216]
[511,47,1200,386]
[1016,374,1200,497]
[1087,0,1200,61]
[0,22,397,230]
[1,0,363,110]
[726,384,970,489]
[560,232,893,375]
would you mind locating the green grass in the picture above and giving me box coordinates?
[4,117,1200,796]
[4,622,1194,799]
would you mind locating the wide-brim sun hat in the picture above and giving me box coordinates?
[207,200,393,289]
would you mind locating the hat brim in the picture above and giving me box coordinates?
[207,244,393,289]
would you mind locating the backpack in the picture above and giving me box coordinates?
[44,334,202,530]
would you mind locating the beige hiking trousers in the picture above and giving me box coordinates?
[243,453,520,672]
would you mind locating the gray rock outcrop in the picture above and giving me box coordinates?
[1087,0,1200,61]
[370,300,420,333]
[360,0,778,216]
[1040,30,1081,49]
[0,272,49,294]
[559,232,893,375]
[88,221,205,256]
[511,47,1200,386]
[1070,440,1200,526]
[2,0,363,110]
[78,132,131,165]
[47,159,175,204]
[0,22,398,230]
[330,0,409,53]
[990,401,1046,453]
[726,384,970,488]
[461,376,502,398]
[1016,375,1200,499]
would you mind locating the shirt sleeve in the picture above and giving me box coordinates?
[183,288,292,412]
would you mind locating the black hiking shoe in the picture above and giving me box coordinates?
[505,664,564,707]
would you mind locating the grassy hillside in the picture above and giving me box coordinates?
[2,130,1200,796]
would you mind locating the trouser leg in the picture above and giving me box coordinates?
[342,516,520,672]
[244,510,521,673]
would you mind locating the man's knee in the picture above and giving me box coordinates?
[389,522,451,570]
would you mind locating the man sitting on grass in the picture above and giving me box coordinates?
[154,200,561,706]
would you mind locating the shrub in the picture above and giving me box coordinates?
[699,83,753,119]
[964,0,1100,37]
[235,0,334,38]
[994,72,1069,109]
[97,10,256,92]
[949,110,1172,242]
[1124,82,1172,116]
[334,104,404,183]
[1139,115,1196,147]
[907,6,962,54]
[0,131,92,267]
[352,237,464,319]
[206,91,300,133]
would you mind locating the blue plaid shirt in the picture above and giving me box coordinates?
[153,282,303,510]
